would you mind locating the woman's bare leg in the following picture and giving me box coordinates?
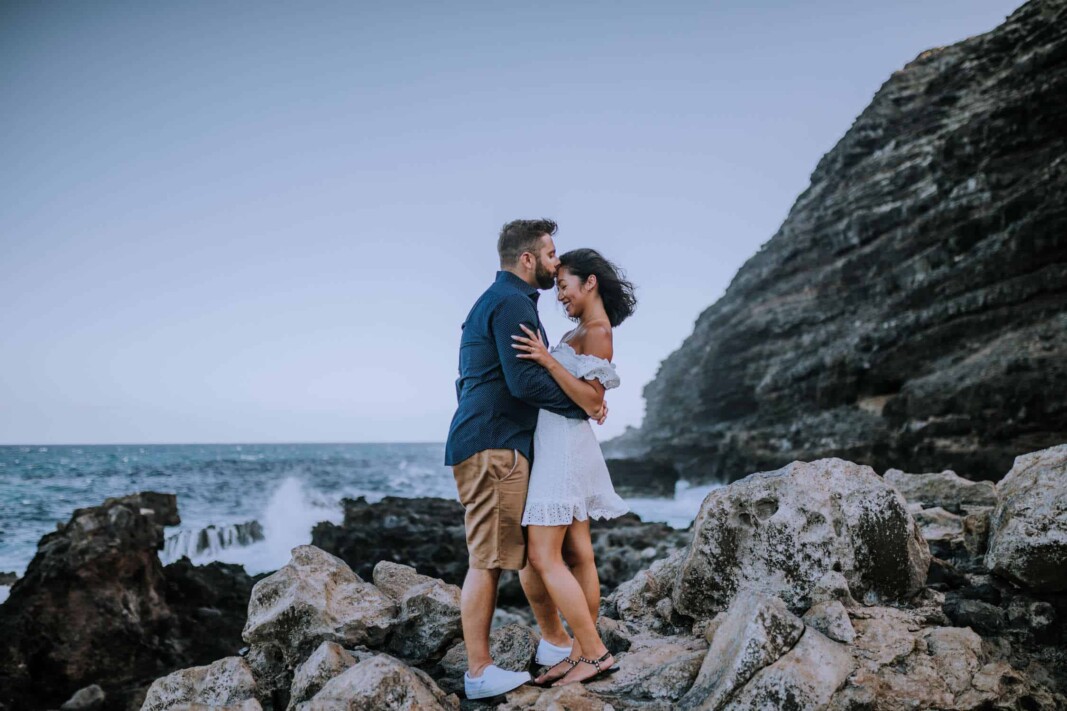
[527,524,613,686]
[519,564,571,646]
[562,519,599,623]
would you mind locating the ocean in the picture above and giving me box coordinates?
[0,443,718,603]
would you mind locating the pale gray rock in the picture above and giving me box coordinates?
[605,548,684,632]
[729,626,854,709]
[913,506,964,542]
[287,641,358,709]
[674,459,930,619]
[585,632,706,701]
[501,684,615,711]
[808,570,858,608]
[296,654,458,710]
[678,592,805,710]
[884,469,997,511]
[60,684,105,711]
[438,623,537,694]
[140,657,257,711]
[373,562,462,662]
[802,600,856,644]
[962,507,993,560]
[986,444,1067,591]
[241,545,396,691]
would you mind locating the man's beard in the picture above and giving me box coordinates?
[534,260,555,290]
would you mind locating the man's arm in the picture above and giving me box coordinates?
[491,294,588,419]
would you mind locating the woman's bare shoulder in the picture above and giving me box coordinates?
[571,321,613,361]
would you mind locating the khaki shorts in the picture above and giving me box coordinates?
[452,448,530,570]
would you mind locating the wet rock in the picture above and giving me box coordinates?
[373,562,462,663]
[678,592,804,710]
[605,458,679,497]
[613,0,1067,483]
[60,684,105,711]
[802,600,856,644]
[242,545,396,694]
[141,656,258,711]
[986,444,1067,592]
[943,597,1006,636]
[729,626,854,709]
[884,469,997,512]
[0,492,201,711]
[287,642,358,709]
[296,654,458,710]
[673,458,929,619]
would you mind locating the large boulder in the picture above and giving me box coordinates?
[437,623,537,694]
[679,592,805,710]
[296,654,458,711]
[140,657,258,711]
[584,632,706,702]
[373,562,462,662]
[985,444,1067,592]
[673,459,930,619]
[242,545,396,692]
[287,642,360,709]
[884,469,997,511]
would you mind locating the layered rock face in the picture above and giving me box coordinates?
[620,0,1067,483]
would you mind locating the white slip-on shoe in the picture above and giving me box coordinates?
[535,638,574,666]
[464,664,532,700]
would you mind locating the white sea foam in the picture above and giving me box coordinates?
[625,480,722,529]
[159,476,344,574]
[0,586,9,605]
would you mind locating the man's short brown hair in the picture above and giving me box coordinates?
[497,218,557,267]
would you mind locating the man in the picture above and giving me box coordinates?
[445,218,606,699]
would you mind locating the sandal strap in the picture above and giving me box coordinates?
[577,651,612,673]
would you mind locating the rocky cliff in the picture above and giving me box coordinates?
[619,0,1067,482]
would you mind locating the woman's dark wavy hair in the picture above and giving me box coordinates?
[558,249,637,327]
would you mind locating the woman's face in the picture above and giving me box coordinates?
[556,267,593,319]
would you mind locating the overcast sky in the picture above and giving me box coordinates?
[0,0,1022,445]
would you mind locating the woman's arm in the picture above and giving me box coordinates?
[511,324,613,418]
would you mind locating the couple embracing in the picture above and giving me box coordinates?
[444,218,637,699]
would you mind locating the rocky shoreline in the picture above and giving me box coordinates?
[1,444,1064,710]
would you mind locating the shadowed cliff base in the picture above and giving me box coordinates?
[610,0,1067,484]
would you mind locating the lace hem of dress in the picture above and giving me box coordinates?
[522,493,629,527]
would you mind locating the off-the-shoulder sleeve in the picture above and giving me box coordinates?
[574,355,620,390]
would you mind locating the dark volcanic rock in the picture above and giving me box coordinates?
[0,492,254,711]
[311,496,689,608]
[617,0,1067,483]
[605,458,679,497]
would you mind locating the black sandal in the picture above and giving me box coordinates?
[532,656,577,687]
[553,650,620,686]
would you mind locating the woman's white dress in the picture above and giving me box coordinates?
[522,342,629,526]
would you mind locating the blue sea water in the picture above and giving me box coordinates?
[0,443,717,602]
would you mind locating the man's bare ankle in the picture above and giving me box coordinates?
[467,661,492,678]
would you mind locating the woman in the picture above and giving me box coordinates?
[510,248,636,686]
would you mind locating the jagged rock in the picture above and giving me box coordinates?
[242,545,396,693]
[162,558,257,666]
[605,458,679,497]
[678,592,805,710]
[0,492,211,711]
[729,626,854,709]
[500,684,614,710]
[884,469,997,512]
[585,632,705,702]
[604,549,685,632]
[372,562,462,662]
[943,597,1006,635]
[312,497,688,609]
[437,623,538,694]
[914,507,964,542]
[613,0,1067,483]
[962,507,993,561]
[673,459,930,619]
[986,444,1067,592]
[832,605,1064,709]
[296,654,458,710]
[802,600,856,644]
[807,571,858,608]
[287,642,358,709]
[60,684,105,711]
[141,657,258,711]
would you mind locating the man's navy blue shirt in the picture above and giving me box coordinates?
[445,271,587,466]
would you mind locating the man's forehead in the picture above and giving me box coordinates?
[540,234,556,251]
